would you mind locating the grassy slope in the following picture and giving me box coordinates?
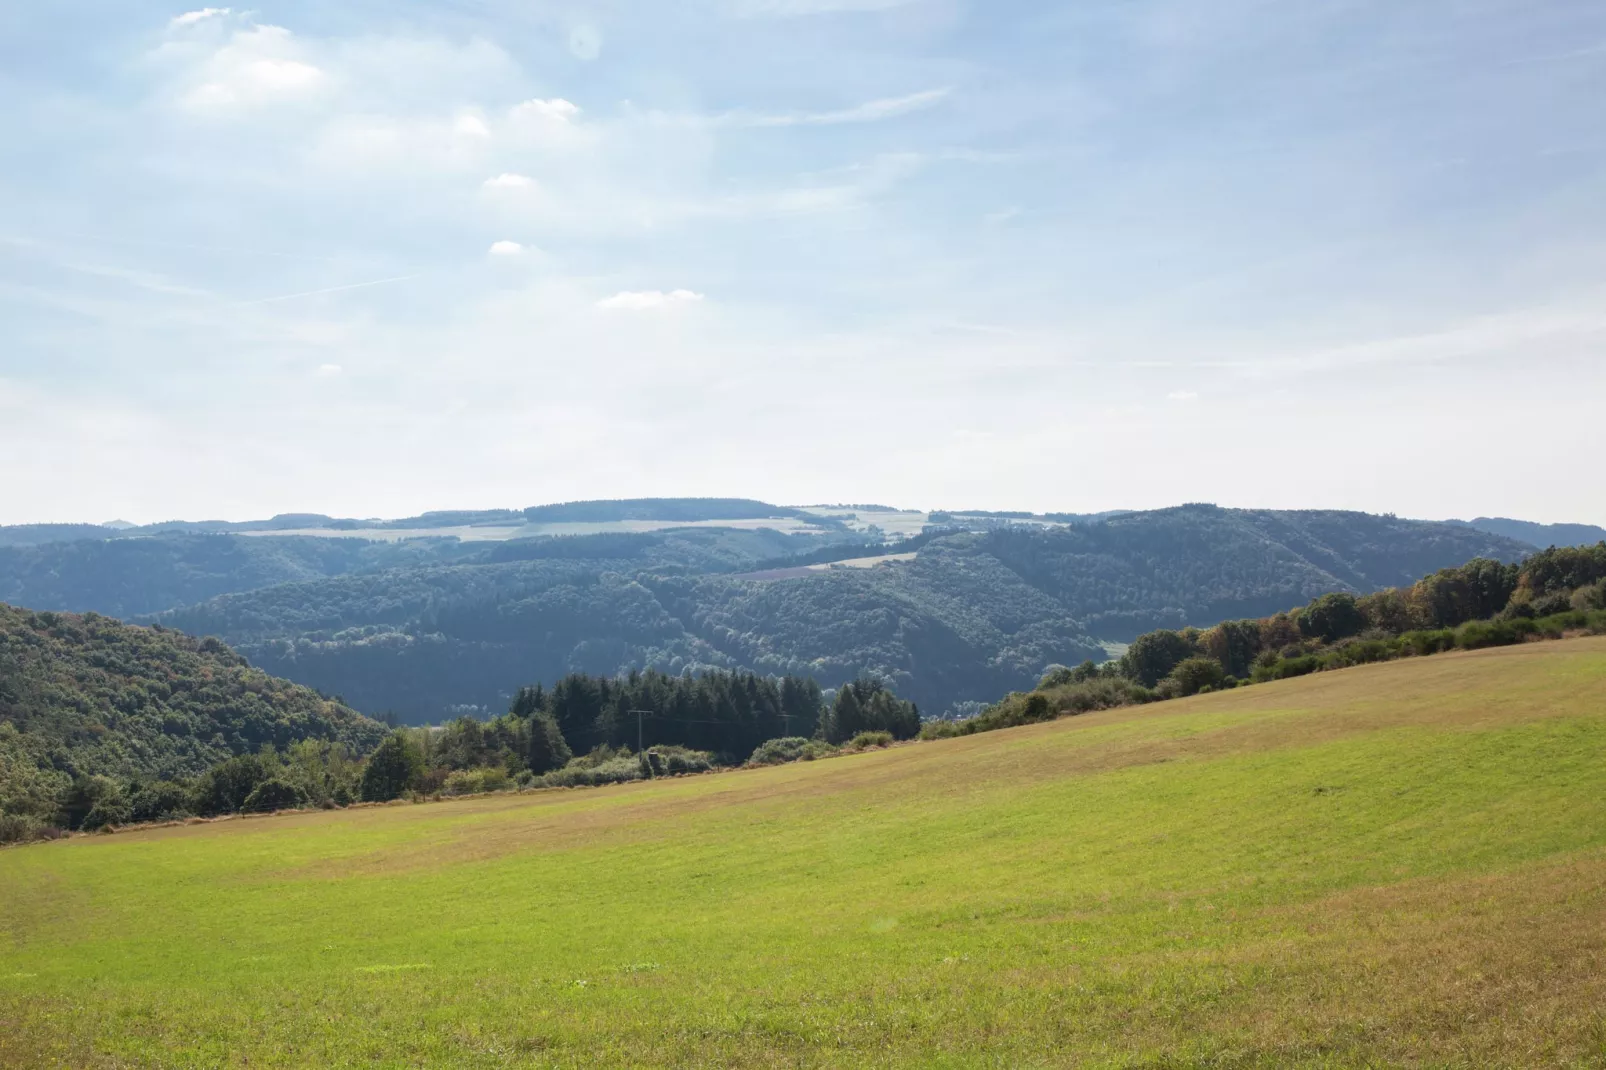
[4,639,1606,1068]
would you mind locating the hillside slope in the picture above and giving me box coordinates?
[0,603,385,791]
[3,638,1603,1067]
[1456,515,1606,548]
[156,506,1528,721]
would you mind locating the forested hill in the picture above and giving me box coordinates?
[144,506,1528,722]
[0,603,386,789]
[977,506,1535,637]
[1452,517,1606,549]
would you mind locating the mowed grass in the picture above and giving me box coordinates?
[5,640,1606,1068]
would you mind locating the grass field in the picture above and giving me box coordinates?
[4,638,1606,1068]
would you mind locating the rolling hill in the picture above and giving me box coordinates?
[154,505,1529,721]
[0,602,386,829]
[0,501,1539,721]
[3,637,1603,1067]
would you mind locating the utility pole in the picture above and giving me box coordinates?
[628,710,652,755]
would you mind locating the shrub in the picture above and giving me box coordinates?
[1164,657,1227,697]
[1398,629,1455,657]
[1572,581,1606,613]
[642,746,716,777]
[748,737,836,765]
[1324,638,1397,669]
[1529,591,1576,617]
[0,813,59,844]
[848,731,894,750]
[539,754,646,789]
[1454,618,1534,651]
[441,768,512,797]
[242,779,308,813]
[917,720,962,741]
[1251,655,1320,683]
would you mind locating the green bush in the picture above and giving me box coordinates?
[441,768,511,797]
[539,754,646,789]
[1251,655,1320,683]
[917,720,962,741]
[0,813,62,844]
[1454,618,1534,651]
[847,731,894,750]
[642,746,717,777]
[748,737,837,765]
[1399,629,1456,657]
[1571,582,1606,613]
[1164,657,1227,697]
[242,779,308,813]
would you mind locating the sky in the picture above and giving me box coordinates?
[2,0,1603,526]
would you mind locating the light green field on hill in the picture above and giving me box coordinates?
[4,639,1606,1069]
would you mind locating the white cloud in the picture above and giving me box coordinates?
[170,8,231,28]
[315,363,343,378]
[596,289,705,310]
[488,241,525,256]
[483,173,535,189]
[454,113,491,139]
[1166,390,1198,401]
[510,98,579,124]
[175,25,326,111]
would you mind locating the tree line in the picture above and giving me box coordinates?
[929,544,1606,737]
[4,666,922,841]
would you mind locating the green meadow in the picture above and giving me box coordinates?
[4,638,1606,1068]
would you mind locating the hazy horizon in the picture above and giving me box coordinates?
[4,1,1603,527]
[6,497,1603,533]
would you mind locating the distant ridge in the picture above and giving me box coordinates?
[1450,517,1606,549]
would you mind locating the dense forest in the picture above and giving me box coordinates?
[0,502,1558,723]
[149,506,1526,720]
[0,603,386,840]
[7,543,1600,845]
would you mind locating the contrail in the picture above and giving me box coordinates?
[238,274,421,305]
[1501,42,1606,66]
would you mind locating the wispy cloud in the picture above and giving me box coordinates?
[237,274,420,305]
[741,88,951,127]
[488,241,524,256]
[170,8,231,29]
[1500,43,1606,66]
[734,0,923,17]
[595,289,705,310]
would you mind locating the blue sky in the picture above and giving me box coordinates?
[2,0,1603,524]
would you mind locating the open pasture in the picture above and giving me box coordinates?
[4,639,1606,1068]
